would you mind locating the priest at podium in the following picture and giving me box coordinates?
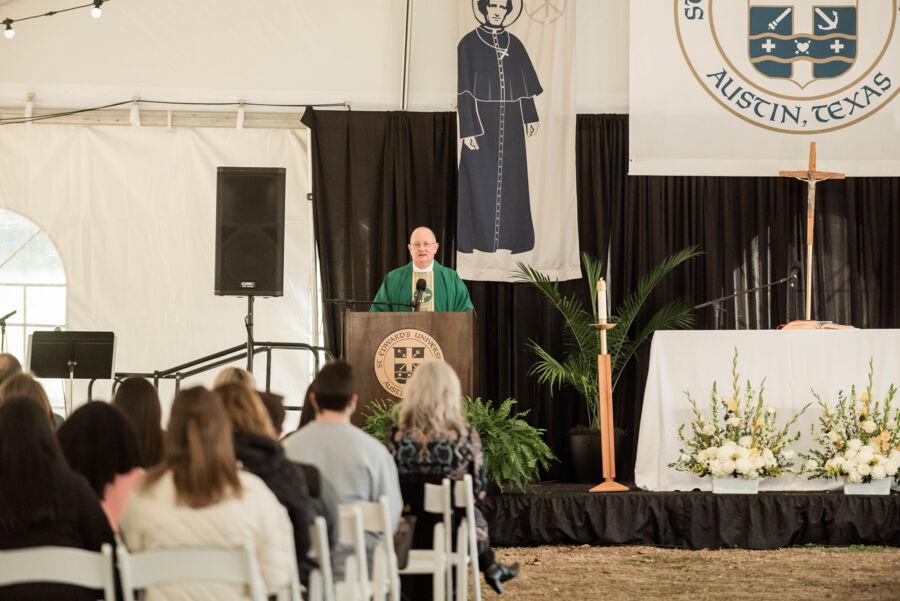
[371,226,474,312]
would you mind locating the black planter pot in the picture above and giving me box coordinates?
[569,428,626,483]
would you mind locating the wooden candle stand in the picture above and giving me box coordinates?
[590,322,628,493]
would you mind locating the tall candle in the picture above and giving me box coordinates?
[597,278,607,322]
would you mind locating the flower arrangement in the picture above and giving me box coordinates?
[800,361,900,485]
[670,351,807,480]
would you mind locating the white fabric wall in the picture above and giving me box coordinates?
[0,0,630,112]
[0,125,313,413]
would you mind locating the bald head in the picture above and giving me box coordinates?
[408,227,439,270]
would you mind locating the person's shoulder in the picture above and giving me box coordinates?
[458,28,481,46]
[238,470,280,502]
[386,263,412,279]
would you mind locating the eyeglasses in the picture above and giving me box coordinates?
[409,242,436,249]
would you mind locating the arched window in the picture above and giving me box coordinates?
[0,210,67,412]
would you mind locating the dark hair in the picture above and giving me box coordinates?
[57,402,141,499]
[112,378,164,467]
[477,0,513,17]
[0,396,68,530]
[258,390,286,433]
[0,373,55,429]
[311,361,355,412]
[144,387,241,508]
[0,353,22,386]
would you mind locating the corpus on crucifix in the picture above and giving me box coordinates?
[778,142,844,321]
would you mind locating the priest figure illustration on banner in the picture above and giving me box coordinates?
[457,0,543,255]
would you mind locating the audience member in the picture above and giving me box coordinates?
[0,352,22,385]
[216,383,321,581]
[57,401,143,532]
[258,390,286,437]
[0,372,63,429]
[120,387,293,601]
[0,396,115,601]
[213,366,257,390]
[112,377,165,467]
[385,360,519,594]
[283,361,402,531]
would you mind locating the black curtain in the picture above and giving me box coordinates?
[304,109,900,483]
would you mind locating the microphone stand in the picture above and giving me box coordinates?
[694,273,797,330]
[0,310,16,353]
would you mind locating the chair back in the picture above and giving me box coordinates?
[453,475,481,601]
[117,544,267,601]
[357,496,401,601]
[338,503,370,600]
[307,516,336,601]
[0,544,115,601]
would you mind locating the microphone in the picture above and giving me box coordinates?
[788,267,800,288]
[412,278,427,312]
[0,310,15,323]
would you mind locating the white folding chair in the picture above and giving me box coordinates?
[116,543,267,601]
[356,496,401,601]
[307,516,336,601]
[452,475,481,601]
[0,543,115,601]
[398,478,452,601]
[336,503,370,601]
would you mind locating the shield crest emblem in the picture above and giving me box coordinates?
[748,1,858,88]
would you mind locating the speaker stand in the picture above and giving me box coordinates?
[244,296,255,373]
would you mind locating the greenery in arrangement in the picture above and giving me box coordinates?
[511,247,702,429]
[800,360,900,484]
[670,350,808,480]
[363,396,556,491]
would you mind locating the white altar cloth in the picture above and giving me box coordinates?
[634,330,900,491]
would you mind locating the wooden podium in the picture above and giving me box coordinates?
[344,311,475,426]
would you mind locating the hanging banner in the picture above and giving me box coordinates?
[456,0,580,282]
[630,0,900,176]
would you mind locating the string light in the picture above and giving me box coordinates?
[2,0,112,40]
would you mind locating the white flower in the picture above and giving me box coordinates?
[679,454,691,463]
[783,450,795,460]
[804,459,818,472]
[716,446,733,462]
[766,406,776,415]
[847,439,863,450]
[735,458,752,475]
[857,448,874,465]
[827,430,841,443]
[871,465,887,481]
[885,462,898,477]
[702,424,715,436]
[857,463,872,477]
[753,456,767,470]
[738,436,753,448]
[847,469,863,484]
[861,420,877,434]
[722,459,737,475]
[843,448,858,461]
[726,417,741,428]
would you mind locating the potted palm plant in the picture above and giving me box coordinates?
[512,247,701,481]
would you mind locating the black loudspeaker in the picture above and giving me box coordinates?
[215,167,286,296]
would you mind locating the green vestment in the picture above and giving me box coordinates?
[370,261,474,312]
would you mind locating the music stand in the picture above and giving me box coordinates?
[27,331,115,417]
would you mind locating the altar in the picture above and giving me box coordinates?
[635,329,900,491]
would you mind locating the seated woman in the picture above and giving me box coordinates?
[112,377,165,467]
[57,401,144,533]
[0,396,115,601]
[213,366,257,390]
[0,372,62,429]
[385,360,519,595]
[119,386,294,601]
[216,383,331,583]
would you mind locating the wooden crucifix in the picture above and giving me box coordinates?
[778,142,844,321]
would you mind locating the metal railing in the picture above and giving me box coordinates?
[91,341,334,408]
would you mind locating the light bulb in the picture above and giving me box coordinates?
[91,1,103,19]
[3,23,14,39]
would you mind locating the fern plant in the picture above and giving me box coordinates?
[511,247,701,429]
[363,396,556,491]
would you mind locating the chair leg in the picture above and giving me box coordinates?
[433,564,446,601]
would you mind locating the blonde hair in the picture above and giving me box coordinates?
[215,383,278,440]
[398,360,467,437]
[0,373,55,429]
[144,387,241,508]
[213,367,257,391]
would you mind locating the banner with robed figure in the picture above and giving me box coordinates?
[455,0,580,282]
